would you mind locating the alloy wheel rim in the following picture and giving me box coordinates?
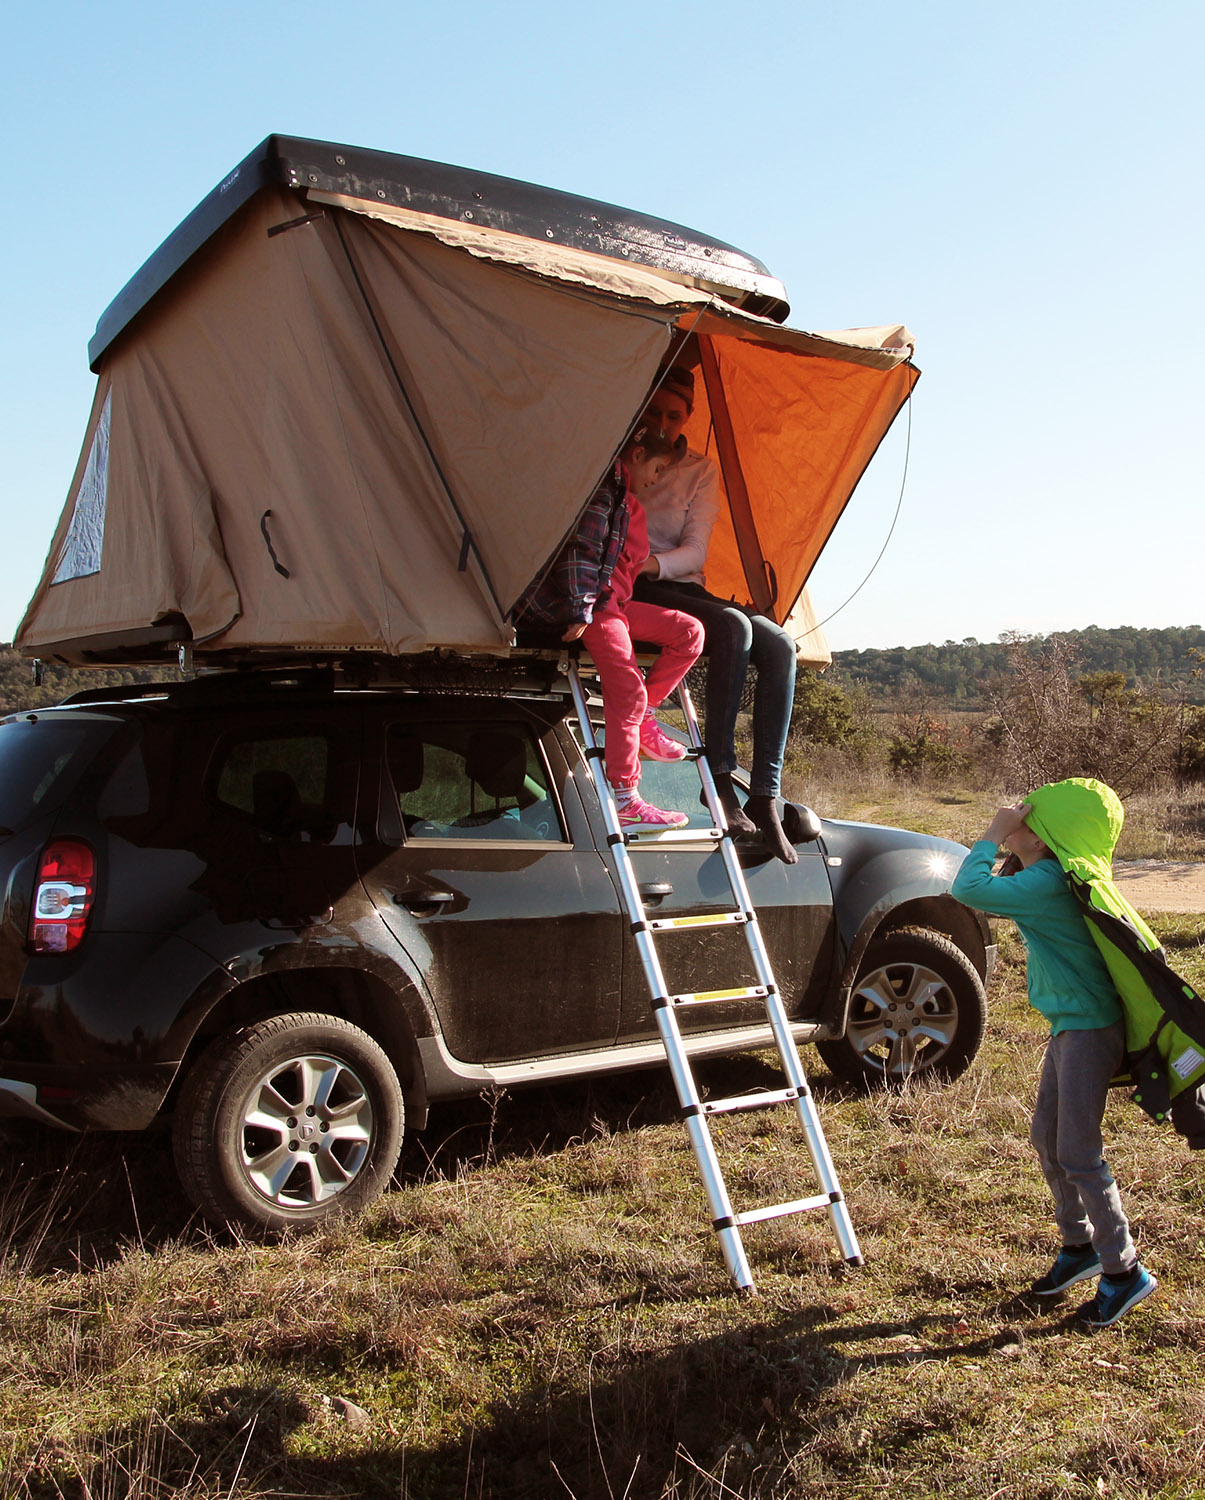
[845,960,959,1077]
[237,1052,374,1207]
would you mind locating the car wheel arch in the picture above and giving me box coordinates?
[167,965,430,1130]
[840,894,992,992]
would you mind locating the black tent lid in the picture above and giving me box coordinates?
[88,134,790,370]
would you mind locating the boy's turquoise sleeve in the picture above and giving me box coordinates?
[951,840,1058,920]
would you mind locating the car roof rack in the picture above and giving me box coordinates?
[54,652,576,708]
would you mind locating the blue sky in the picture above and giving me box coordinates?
[4,0,1202,653]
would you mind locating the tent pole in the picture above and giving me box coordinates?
[697,337,775,618]
[328,212,507,623]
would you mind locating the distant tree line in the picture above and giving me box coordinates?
[0,644,171,716]
[829,625,1205,706]
[786,628,1205,791]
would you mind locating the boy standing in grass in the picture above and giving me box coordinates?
[951,788,1157,1329]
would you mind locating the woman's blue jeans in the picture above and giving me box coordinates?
[632,578,796,797]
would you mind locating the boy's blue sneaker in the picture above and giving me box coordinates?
[1030,1245,1102,1297]
[1077,1264,1157,1328]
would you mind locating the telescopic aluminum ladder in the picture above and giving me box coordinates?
[563,656,862,1293]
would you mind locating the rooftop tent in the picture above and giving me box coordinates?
[16,136,917,669]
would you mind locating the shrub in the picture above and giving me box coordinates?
[788,669,881,761]
[984,633,1180,797]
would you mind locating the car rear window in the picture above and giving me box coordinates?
[0,714,119,830]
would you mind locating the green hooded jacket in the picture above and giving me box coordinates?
[1025,778,1205,1125]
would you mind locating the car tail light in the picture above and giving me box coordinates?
[30,840,96,953]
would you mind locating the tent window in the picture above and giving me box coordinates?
[53,391,111,584]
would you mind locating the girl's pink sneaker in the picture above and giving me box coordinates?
[638,714,687,762]
[616,794,689,830]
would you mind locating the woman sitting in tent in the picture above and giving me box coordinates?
[632,365,799,863]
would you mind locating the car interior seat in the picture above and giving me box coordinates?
[455,730,531,828]
[387,732,425,832]
[251,769,304,838]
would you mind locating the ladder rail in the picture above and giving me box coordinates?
[564,660,756,1288]
[564,655,862,1290]
[674,675,862,1262]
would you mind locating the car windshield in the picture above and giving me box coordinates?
[0,715,118,831]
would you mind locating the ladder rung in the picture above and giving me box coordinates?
[702,1087,800,1116]
[669,984,768,1007]
[731,1194,835,1227]
[624,825,723,845]
[648,911,748,932]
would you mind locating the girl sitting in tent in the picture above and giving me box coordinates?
[515,425,704,831]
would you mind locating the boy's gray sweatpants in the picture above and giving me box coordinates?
[1030,1021,1136,1277]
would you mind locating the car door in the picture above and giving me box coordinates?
[565,742,839,1045]
[356,698,626,1064]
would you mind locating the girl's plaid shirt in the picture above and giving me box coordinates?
[514,462,629,628]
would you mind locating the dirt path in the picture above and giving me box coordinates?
[1114,861,1205,913]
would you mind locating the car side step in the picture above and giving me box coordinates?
[564,657,862,1294]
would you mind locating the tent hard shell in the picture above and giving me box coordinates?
[17,136,919,670]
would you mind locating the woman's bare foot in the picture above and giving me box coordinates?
[745,794,799,864]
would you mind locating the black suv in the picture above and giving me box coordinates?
[0,657,993,1232]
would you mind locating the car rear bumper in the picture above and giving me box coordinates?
[0,1063,180,1131]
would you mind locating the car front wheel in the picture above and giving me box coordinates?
[172,1012,404,1231]
[815,927,986,1087]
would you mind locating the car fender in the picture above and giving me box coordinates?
[162,908,440,1128]
[818,820,994,1033]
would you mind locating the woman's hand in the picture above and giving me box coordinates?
[639,555,661,578]
[562,622,588,642]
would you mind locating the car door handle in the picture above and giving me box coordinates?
[639,881,673,905]
[391,887,455,911]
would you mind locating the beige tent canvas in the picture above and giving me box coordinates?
[16,137,917,670]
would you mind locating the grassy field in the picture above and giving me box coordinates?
[779,760,1205,864]
[2,911,1204,1499]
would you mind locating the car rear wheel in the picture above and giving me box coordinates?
[172,1012,404,1231]
[815,928,985,1087]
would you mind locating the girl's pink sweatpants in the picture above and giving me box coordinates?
[582,600,704,788]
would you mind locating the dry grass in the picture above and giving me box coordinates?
[2,922,1204,1498]
[781,753,1205,862]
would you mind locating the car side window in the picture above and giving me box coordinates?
[211,733,337,842]
[625,752,717,831]
[385,721,562,842]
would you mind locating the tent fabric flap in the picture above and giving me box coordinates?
[680,330,918,629]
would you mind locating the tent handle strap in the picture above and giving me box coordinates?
[260,510,292,578]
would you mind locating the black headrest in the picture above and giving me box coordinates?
[387,732,425,795]
[464,731,528,801]
[252,769,301,828]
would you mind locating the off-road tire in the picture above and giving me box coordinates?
[172,1012,404,1232]
[816,927,986,1088]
